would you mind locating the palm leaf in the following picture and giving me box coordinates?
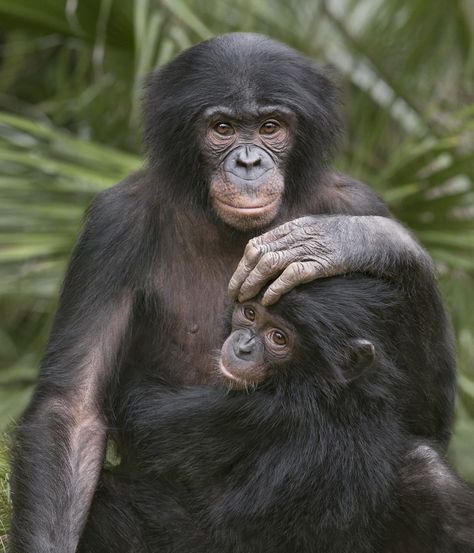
[0,0,473,480]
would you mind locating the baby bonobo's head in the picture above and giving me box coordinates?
[219,301,296,389]
[218,277,379,390]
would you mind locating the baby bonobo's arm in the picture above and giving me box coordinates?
[384,443,474,552]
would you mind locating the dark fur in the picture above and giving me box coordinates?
[9,34,457,552]
[79,276,474,553]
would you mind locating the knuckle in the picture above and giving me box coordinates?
[248,245,264,262]
[293,227,311,241]
[291,262,306,277]
[244,240,258,257]
[248,237,259,249]
[259,251,281,272]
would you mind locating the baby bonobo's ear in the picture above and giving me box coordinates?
[342,339,375,382]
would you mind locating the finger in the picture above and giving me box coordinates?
[228,240,264,299]
[260,227,323,257]
[251,216,317,246]
[251,220,296,245]
[237,250,291,302]
[261,261,319,306]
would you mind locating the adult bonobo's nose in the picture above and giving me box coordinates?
[224,145,273,182]
[236,145,262,169]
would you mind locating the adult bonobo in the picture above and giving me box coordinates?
[79,276,472,553]
[9,33,456,552]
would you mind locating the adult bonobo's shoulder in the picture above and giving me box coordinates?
[87,170,153,224]
[69,170,158,291]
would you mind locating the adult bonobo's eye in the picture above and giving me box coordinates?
[269,329,287,346]
[260,120,280,135]
[243,306,256,321]
[213,122,235,136]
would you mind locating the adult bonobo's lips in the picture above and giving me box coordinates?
[214,196,281,218]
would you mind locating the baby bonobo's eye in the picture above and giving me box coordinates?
[269,329,287,347]
[243,306,256,321]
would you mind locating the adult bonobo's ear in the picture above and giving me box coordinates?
[342,339,375,382]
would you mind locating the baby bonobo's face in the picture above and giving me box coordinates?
[218,302,296,390]
[218,299,377,390]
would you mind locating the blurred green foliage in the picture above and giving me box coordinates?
[0,0,473,531]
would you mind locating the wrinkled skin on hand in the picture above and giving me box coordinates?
[229,215,429,306]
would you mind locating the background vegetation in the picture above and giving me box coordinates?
[0,0,473,546]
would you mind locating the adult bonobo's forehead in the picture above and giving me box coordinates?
[148,33,339,123]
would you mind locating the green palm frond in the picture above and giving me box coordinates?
[0,0,473,480]
[0,111,140,422]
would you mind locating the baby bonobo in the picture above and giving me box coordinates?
[79,275,474,553]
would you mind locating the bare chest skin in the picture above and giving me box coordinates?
[156,254,238,384]
[147,210,247,384]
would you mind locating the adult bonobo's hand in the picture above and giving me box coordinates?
[229,215,431,306]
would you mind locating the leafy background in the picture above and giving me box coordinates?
[0,0,473,545]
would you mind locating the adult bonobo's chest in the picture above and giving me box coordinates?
[138,210,246,385]
[152,269,233,385]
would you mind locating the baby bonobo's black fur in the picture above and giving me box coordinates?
[79,275,474,553]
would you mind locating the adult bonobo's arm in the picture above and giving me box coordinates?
[9,190,134,553]
[229,215,434,306]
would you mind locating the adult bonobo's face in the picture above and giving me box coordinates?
[144,34,341,231]
[202,107,295,231]
[218,301,296,389]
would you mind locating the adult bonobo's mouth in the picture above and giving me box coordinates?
[213,195,282,230]
[214,196,281,216]
[208,140,286,231]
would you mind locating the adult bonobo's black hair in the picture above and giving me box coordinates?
[144,33,341,208]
